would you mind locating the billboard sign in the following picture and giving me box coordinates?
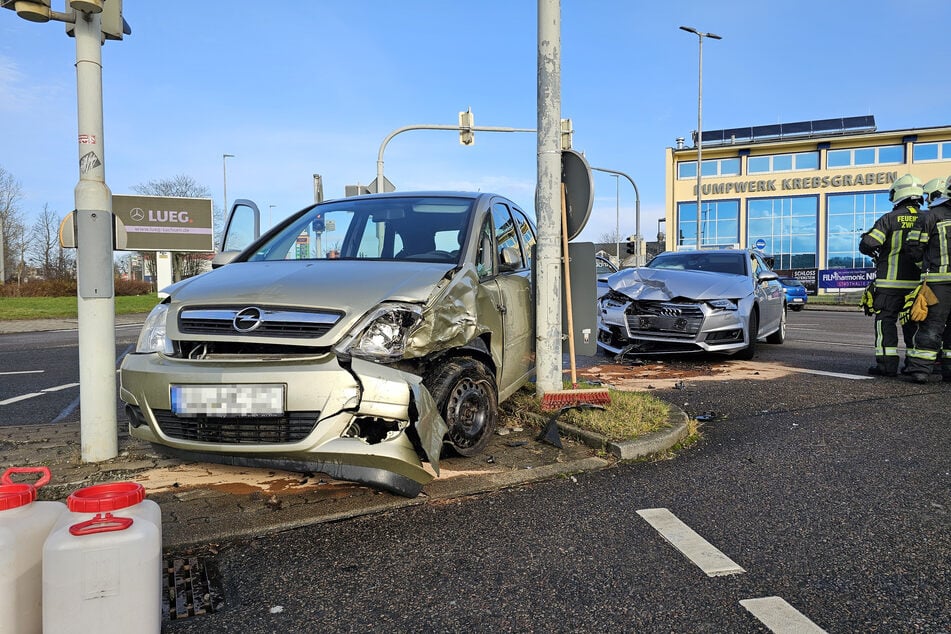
[818,267,875,290]
[113,194,214,252]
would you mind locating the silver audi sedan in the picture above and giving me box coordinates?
[597,249,786,359]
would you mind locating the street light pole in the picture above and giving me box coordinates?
[614,174,620,261]
[680,25,721,250]
[222,153,234,214]
[591,166,641,264]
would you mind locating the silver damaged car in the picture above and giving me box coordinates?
[597,249,786,359]
[120,193,537,497]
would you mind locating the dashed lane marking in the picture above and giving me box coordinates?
[636,508,746,577]
[0,383,80,406]
[0,370,44,376]
[740,596,827,633]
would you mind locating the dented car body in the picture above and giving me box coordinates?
[597,249,786,358]
[119,193,537,497]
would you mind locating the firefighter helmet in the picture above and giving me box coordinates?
[888,174,924,204]
[922,177,949,204]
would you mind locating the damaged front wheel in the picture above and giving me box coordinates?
[425,357,498,457]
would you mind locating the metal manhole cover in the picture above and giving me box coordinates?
[163,556,224,621]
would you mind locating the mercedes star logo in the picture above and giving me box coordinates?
[129,207,145,222]
[233,307,264,333]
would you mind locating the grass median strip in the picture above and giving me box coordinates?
[0,294,159,320]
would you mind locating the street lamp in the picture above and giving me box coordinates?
[222,153,234,213]
[268,204,276,227]
[680,25,721,249]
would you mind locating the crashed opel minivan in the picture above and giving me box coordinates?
[120,192,537,497]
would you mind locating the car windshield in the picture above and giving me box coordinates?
[646,252,748,276]
[246,195,475,264]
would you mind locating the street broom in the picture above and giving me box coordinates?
[540,184,611,412]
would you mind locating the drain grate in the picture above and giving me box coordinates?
[163,556,225,621]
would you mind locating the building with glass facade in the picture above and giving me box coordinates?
[664,117,951,291]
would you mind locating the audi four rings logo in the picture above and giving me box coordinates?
[659,307,682,317]
[233,307,264,332]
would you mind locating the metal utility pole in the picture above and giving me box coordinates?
[535,0,562,396]
[74,9,117,461]
[680,25,721,249]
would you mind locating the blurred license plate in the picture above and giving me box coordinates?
[171,384,284,417]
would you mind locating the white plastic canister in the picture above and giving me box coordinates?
[0,466,66,634]
[42,482,162,634]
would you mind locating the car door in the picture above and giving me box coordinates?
[212,199,262,267]
[479,201,534,399]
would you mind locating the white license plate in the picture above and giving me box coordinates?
[170,384,285,417]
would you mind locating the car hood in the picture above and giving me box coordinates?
[607,267,751,301]
[169,260,452,315]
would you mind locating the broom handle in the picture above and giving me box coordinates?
[561,183,578,387]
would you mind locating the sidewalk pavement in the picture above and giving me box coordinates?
[1,314,691,551]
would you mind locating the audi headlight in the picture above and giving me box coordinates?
[334,303,423,361]
[707,299,738,311]
[135,303,174,354]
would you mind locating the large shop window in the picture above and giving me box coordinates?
[826,191,891,268]
[746,196,818,269]
[677,200,739,249]
[912,141,951,162]
[747,152,819,174]
[827,145,904,168]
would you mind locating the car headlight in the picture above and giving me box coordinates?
[334,303,423,362]
[707,299,738,311]
[135,303,174,354]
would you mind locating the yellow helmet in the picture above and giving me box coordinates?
[888,174,924,204]
[922,177,949,204]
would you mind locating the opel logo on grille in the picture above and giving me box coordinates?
[233,307,264,333]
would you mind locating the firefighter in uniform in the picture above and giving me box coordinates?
[903,175,951,383]
[858,174,924,376]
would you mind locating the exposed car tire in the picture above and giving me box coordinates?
[734,309,759,360]
[766,305,786,344]
[425,357,498,457]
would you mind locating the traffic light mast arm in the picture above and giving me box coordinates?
[375,122,536,194]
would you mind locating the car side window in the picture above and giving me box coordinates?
[512,208,536,269]
[493,202,525,271]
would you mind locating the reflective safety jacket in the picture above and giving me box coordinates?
[859,203,922,290]
[904,198,951,284]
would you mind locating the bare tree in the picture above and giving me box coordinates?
[29,204,75,280]
[131,174,222,281]
[0,165,26,284]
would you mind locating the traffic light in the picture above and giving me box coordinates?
[458,108,474,146]
[626,235,638,255]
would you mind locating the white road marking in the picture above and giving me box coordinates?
[742,362,873,381]
[0,383,81,406]
[636,508,746,577]
[0,370,44,376]
[740,596,827,633]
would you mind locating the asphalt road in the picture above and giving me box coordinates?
[151,309,950,633]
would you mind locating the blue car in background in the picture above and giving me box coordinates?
[779,276,808,311]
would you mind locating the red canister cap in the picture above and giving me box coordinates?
[0,483,37,511]
[67,482,145,513]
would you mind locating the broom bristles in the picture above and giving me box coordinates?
[540,388,611,411]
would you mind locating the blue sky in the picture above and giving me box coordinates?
[2,0,949,245]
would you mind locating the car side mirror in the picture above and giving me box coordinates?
[499,246,521,271]
[757,270,779,282]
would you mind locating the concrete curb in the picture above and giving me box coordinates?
[557,406,692,460]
